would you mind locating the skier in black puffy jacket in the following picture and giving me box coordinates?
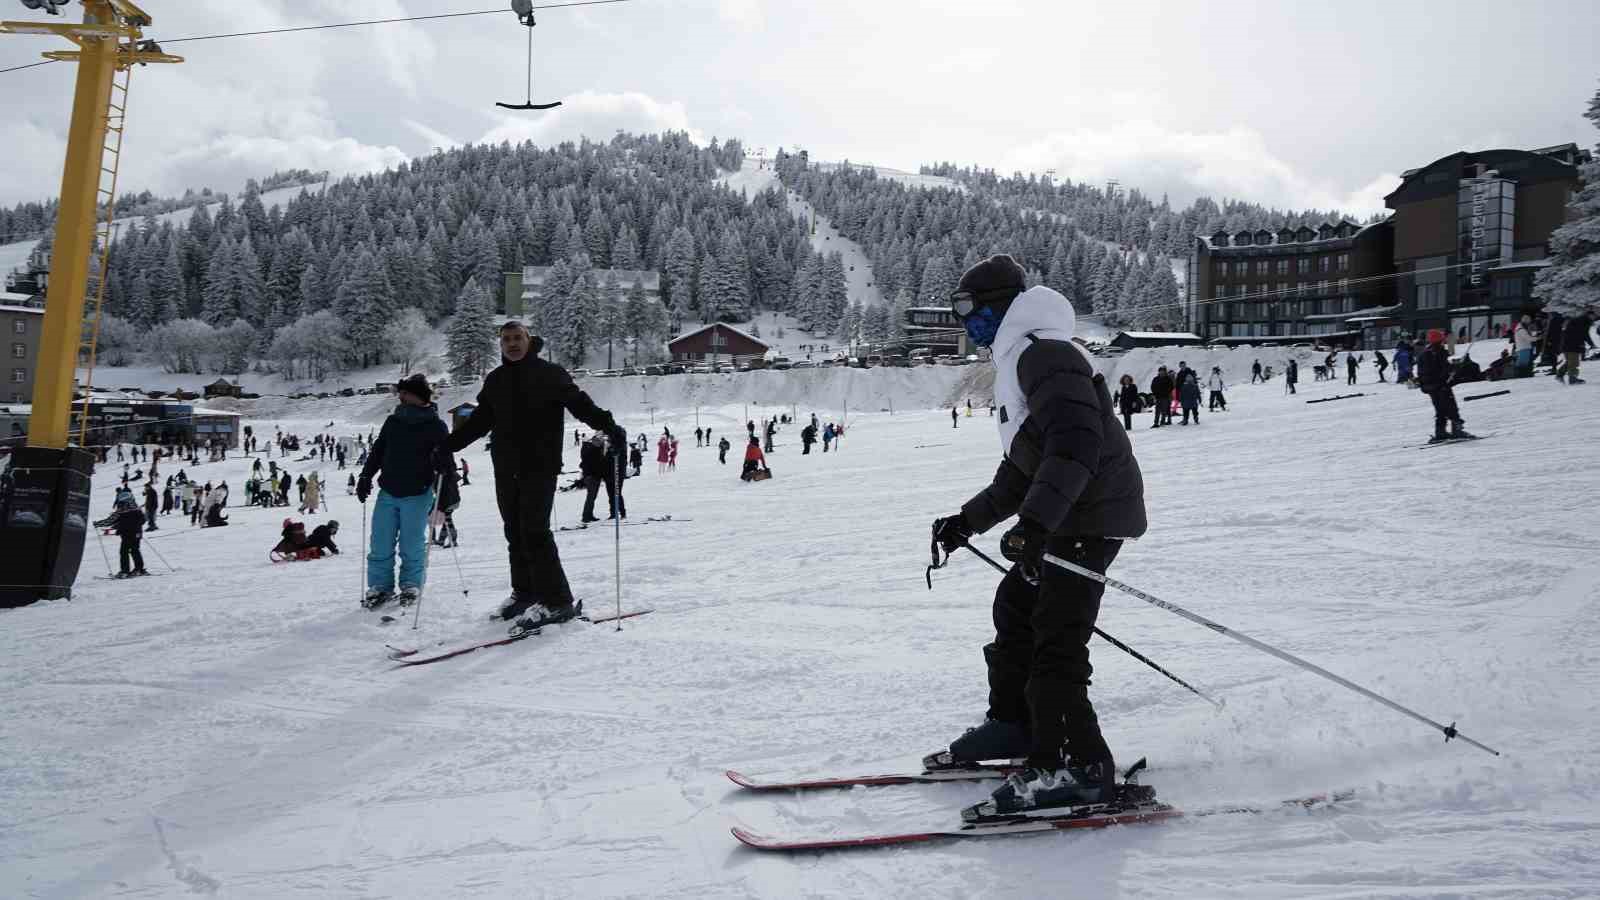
[112,498,148,577]
[929,255,1148,820]
[446,322,625,627]
[1149,368,1174,427]
[1417,329,1473,442]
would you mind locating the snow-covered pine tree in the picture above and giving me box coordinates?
[623,278,651,353]
[1534,84,1600,316]
[234,236,269,327]
[918,254,956,308]
[612,223,642,271]
[820,252,849,327]
[662,227,697,325]
[597,271,624,369]
[151,239,184,325]
[711,229,751,321]
[199,237,239,326]
[340,247,396,368]
[531,259,573,348]
[446,276,496,381]
[384,307,434,376]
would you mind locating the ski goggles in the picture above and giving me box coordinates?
[949,287,1015,319]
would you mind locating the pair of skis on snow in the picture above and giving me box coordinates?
[384,607,654,665]
[725,759,1352,852]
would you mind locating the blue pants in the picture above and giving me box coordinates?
[368,488,433,592]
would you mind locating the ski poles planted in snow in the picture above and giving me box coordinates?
[1041,551,1501,756]
[612,450,624,632]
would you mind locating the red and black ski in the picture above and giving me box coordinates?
[726,762,1021,791]
[730,791,1351,852]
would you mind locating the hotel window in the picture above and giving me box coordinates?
[12,342,24,358]
[1277,282,1290,297]
[1214,263,1227,280]
[1297,258,1310,274]
[1318,280,1330,295]
[12,319,25,334]
[1338,278,1349,295]
[1337,253,1349,272]
[12,367,25,383]
[1318,256,1331,273]
[1255,260,1269,276]
[1276,259,1289,275]
[1235,261,1249,277]
[1417,283,1445,310]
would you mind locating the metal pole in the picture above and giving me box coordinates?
[1042,551,1500,756]
[360,497,368,608]
[612,450,623,631]
[963,544,1220,708]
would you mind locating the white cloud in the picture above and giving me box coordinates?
[157,133,409,197]
[717,0,765,30]
[1,119,68,208]
[479,90,705,148]
[1001,121,1399,217]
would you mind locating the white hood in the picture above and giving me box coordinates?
[989,286,1095,456]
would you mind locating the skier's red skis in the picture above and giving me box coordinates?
[726,763,1021,791]
[730,791,1351,852]
[386,609,654,666]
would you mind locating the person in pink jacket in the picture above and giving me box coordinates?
[668,437,679,470]
[657,434,670,473]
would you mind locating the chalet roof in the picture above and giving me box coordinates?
[1116,331,1204,341]
[667,321,770,349]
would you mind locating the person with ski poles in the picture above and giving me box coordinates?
[444,321,626,629]
[927,254,1148,819]
[356,374,459,609]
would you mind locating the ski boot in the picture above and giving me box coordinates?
[362,588,393,610]
[510,599,582,635]
[395,587,419,607]
[497,592,533,621]
[922,718,1029,772]
[962,758,1151,823]
[1449,420,1475,441]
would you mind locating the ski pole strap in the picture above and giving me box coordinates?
[926,534,950,590]
[1041,551,1501,757]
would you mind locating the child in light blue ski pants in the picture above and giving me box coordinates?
[367,488,434,593]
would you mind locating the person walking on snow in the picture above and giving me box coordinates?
[952,407,960,428]
[143,482,158,531]
[1285,358,1299,394]
[357,374,460,609]
[657,434,670,473]
[1207,366,1228,411]
[930,254,1148,817]
[579,433,608,523]
[1149,367,1174,428]
[1375,350,1390,382]
[112,496,149,577]
[1558,312,1594,384]
[823,422,835,452]
[718,435,731,465]
[1176,362,1201,425]
[1346,353,1361,385]
[1116,374,1139,431]
[1251,359,1263,383]
[443,322,624,628]
[1417,329,1474,443]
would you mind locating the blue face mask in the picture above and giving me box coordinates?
[963,305,1002,348]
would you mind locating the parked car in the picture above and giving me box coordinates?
[770,356,793,370]
[665,363,687,375]
[644,364,666,376]
[791,360,817,370]
[690,364,712,374]
[620,366,640,376]
[571,368,591,378]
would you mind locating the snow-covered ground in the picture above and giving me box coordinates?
[5,358,1599,898]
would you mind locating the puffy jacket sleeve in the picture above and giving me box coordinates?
[961,456,1031,534]
[1014,342,1106,533]
[360,419,391,480]
[555,367,618,433]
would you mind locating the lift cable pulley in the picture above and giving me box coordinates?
[497,0,561,111]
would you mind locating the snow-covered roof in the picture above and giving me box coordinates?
[520,266,660,291]
[1117,331,1204,341]
[667,321,769,349]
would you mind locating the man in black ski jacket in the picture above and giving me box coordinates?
[1560,313,1594,384]
[446,321,625,626]
[1417,329,1473,442]
[1149,367,1174,427]
[929,255,1148,819]
[578,433,607,523]
[113,498,148,577]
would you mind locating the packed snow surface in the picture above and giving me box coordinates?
[4,367,1600,898]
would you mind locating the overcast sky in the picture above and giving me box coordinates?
[2,0,1596,216]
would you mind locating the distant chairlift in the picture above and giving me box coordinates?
[497,0,562,111]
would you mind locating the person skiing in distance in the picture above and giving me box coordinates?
[1285,358,1299,394]
[443,321,624,627]
[1417,329,1474,443]
[718,435,731,465]
[952,407,959,429]
[695,426,704,447]
[822,422,835,452]
[629,442,643,477]
[1116,374,1139,431]
[1346,352,1360,385]
[1251,358,1263,383]
[113,496,149,577]
[458,458,470,485]
[579,432,608,523]
[930,254,1148,817]
[143,482,158,531]
[358,374,459,609]
[1395,339,1415,384]
[1375,350,1390,382]
[801,422,817,454]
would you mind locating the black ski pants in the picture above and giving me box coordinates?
[119,535,144,574]
[581,476,603,520]
[602,465,626,518]
[985,537,1121,769]
[1208,390,1227,411]
[493,468,574,605]
[1426,385,1461,432]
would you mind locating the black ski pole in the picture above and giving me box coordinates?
[1041,551,1501,756]
[612,449,624,632]
[959,542,1222,709]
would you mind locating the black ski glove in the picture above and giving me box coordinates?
[932,513,973,554]
[606,425,627,452]
[1001,518,1048,579]
[356,474,372,503]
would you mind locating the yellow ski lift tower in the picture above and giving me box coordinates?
[0,0,180,608]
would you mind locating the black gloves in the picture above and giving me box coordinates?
[1001,518,1047,579]
[606,425,627,451]
[356,474,372,503]
[932,513,973,554]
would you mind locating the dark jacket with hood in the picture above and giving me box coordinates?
[1150,372,1174,397]
[1562,314,1595,353]
[361,402,457,501]
[446,351,618,476]
[961,286,1147,540]
[1417,342,1452,391]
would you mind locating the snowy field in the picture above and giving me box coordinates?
[4,368,1600,898]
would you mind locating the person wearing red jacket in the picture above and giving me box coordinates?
[740,435,769,481]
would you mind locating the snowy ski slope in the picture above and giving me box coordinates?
[3,368,1599,898]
